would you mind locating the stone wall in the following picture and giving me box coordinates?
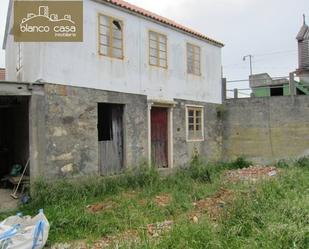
[173,99,223,166]
[223,96,309,164]
[43,84,148,178]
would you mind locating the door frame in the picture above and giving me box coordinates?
[147,100,176,169]
[97,103,125,175]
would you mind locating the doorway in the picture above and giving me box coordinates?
[98,103,124,175]
[151,107,168,168]
[0,96,29,188]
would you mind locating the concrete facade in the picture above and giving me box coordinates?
[223,96,309,164]
[173,99,222,166]
[4,0,223,104]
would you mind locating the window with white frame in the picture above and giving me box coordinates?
[186,106,204,141]
[187,43,201,75]
[149,31,167,68]
[98,14,123,59]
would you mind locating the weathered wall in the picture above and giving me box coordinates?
[43,84,148,178]
[173,99,222,166]
[223,96,309,164]
[5,0,222,104]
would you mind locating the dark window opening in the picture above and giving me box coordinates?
[98,103,113,141]
[270,86,283,96]
[113,20,122,31]
[0,96,30,184]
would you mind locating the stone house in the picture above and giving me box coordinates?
[1,0,224,181]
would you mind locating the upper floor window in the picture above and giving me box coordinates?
[98,14,123,59]
[186,106,204,141]
[149,31,167,68]
[187,43,201,75]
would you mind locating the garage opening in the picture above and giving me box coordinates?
[0,96,30,197]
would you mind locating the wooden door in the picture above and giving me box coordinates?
[98,104,124,175]
[151,107,168,168]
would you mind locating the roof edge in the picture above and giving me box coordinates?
[92,0,224,47]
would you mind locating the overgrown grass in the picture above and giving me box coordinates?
[1,156,308,248]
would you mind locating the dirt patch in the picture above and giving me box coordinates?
[225,166,278,183]
[138,199,147,206]
[0,188,18,211]
[147,220,173,237]
[92,230,139,248]
[192,188,234,221]
[86,201,116,213]
[154,194,172,207]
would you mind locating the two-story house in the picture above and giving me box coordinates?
[1,0,224,180]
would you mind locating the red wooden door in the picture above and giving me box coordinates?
[151,107,168,168]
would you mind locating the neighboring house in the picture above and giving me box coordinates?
[0,68,5,81]
[0,0,224,180]
[249,73,290,97]
[250,16,309,97]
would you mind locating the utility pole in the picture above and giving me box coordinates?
[243,55,253,76]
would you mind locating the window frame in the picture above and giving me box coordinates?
[186,105,204,142]
[98,13,124,60]
[148,30,168,69]
[187,43,201,76]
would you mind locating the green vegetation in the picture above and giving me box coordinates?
[1,157,308,249]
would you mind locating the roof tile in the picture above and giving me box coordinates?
[102,0,224,47]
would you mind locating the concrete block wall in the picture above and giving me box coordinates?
[223,96,309,164]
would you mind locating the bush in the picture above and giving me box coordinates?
[294,156,309,169]
[227,156,252,170]
[276,159,290,168]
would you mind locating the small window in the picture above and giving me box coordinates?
[98,14,123,59]
[186,106,204,141]
[187,43,201,75]
[149,31,167,68]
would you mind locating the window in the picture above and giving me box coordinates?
[186,106,204,141]
[98,14,123,59]
[149,31,167,68]
[187,43,201,75]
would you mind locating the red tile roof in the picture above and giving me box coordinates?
[102,0,224,47]
[0,68,5,81]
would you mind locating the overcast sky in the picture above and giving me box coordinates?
[0,0,308,90]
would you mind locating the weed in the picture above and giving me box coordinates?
[227,156,252,170]
[294,156,309,169]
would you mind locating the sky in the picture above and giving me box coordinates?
[0,0,308,93]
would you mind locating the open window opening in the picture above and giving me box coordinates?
[0,96,30,198]
[270,86,283,96]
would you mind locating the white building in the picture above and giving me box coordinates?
[1,0,224,179]
[4,0,223,103]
